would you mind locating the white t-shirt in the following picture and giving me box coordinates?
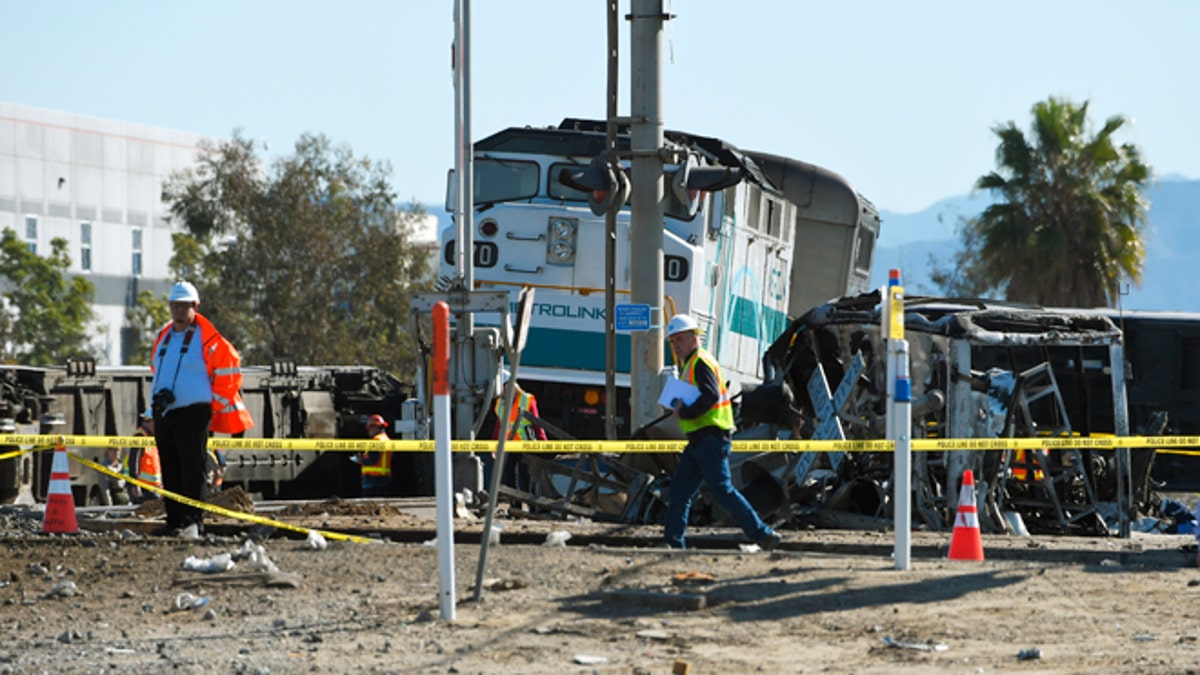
[151,325,213,412]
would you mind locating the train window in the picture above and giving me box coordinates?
[475,159,539,205]
[766,199,782,239]
[854,227,874,273]
[746,187,761,231]
[549,162,602,202]
[719,188,736,235]
[664,189,698,221]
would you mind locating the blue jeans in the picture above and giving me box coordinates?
[662,432,773,549]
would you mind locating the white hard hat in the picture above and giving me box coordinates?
[168,281,200,304]
[667,314,702,337]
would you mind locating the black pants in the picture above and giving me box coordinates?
[154,403,212,530]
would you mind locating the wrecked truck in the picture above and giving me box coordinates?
[733,292,1152,537]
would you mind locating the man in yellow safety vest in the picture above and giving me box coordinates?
[660,315,781,551]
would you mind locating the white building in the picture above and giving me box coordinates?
[0,102,215,364]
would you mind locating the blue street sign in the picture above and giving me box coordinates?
[614,303,652,331]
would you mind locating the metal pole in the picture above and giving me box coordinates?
[884,270,911,570]
[890,341,912,570]
[452,0,476,441]
[604,0,619,441]
[472,353,522,601]
[628,0,666,434]
[1111,342,1132,537]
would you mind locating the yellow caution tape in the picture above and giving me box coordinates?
[0,446,39,461]
[67,450,380,544]
[6,433,1200,454]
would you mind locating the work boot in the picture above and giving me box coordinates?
[757,532,782,551]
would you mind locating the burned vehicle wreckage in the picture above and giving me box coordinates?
[737,293,1151,537]
[509,292,1169,538]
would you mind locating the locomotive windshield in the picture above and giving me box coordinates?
[474,158,539,204]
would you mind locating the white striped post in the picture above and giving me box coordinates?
[433,301,456,620]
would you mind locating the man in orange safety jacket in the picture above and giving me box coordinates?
[149,281,253,537]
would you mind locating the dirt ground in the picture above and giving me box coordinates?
[2,498,1200,674]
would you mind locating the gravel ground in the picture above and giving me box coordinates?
[2,499,1200,674]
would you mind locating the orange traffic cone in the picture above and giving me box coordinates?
[41,443,78,534]
[948,469,984,561]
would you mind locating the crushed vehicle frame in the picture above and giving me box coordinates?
[737,292,1145,537]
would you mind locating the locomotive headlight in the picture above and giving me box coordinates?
[549,240,574,263]
[551,218,575,240]
[546,217,578,264]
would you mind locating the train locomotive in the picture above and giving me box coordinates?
[439,118,880,440]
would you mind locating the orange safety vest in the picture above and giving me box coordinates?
[1012,448,1046,481]
[138,445,163,487]
[131,427,163,487]
[151,313,254,434]
[495,391,541,441]
[361,432,392,477]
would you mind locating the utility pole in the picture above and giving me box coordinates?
[452,0,477,440]
[603,1,619,440]
[628,0,666,434]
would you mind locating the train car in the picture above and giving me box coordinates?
[1096,309,1200,490]
[440,118,879,438]
[0,361,418,505]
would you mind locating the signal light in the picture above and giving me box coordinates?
[671,153,743,217]
[557,150,630,217]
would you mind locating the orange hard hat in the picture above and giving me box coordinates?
[366,414,387,428]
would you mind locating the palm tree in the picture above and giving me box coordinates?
[955,97,1151,307]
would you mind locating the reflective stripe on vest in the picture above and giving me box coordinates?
[677,348,734,435]
[1012,448,1046,481]
[361,433,392,476]
[495,391,538,440]
[138,446,163,487]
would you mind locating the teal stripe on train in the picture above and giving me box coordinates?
[520,328,633,372]
[728,297,789,341]
[516,299,785,373]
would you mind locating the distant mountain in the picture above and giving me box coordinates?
[871,178,1200,311]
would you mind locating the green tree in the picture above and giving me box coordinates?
[933,97,1152,307]
[160,132,434,378]
[0,230,98,365]
[123,290,170,365]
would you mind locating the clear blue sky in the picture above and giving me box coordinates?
[5,1,1197,215]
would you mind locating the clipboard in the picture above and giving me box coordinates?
[658,375,700,409]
